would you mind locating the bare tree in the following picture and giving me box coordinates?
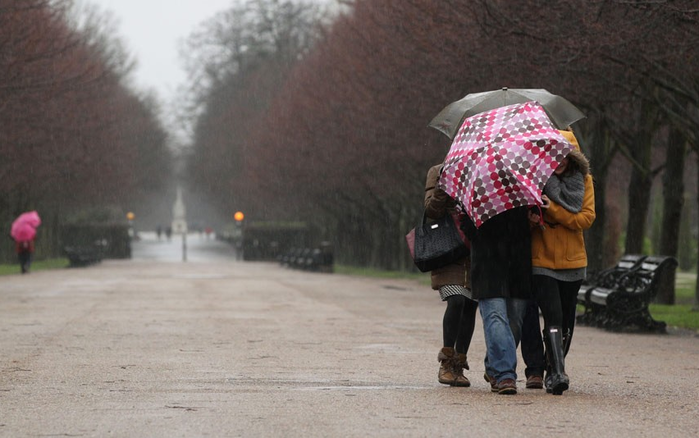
[0,0,172,260]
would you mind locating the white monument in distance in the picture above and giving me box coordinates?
[171,186,188,234]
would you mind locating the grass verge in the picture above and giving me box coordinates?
[335,265,431,286]
[648,304,699,331]
[0,258,70,276]
[649,277,699,331]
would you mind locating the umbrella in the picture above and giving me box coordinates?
[438,101,574,228]
[429,87,586,139]
[11,211,41,242]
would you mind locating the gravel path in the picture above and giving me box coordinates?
[0,237,697,437]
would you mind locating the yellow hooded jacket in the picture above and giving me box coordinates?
[531,130,596,270]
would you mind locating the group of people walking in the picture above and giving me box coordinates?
[424,129,596,395]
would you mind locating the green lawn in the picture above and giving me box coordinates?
[335,265,432,285]
[0,258,69,276]
[649,272,699,331]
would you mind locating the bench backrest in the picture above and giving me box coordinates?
[634,256,677,277]
[617,254,647,270]
[618,255,678,297]
[588,254,647,288]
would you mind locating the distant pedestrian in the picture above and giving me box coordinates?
[424,164,478,387]
[15,239,35,274]
[527,129,596,395]
[165,226,172,242]
[156,225,162,240]
[10,210,41,275]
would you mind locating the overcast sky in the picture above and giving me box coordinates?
[86,0,332,105]
[86,0,234,101]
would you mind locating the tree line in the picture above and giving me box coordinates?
[0,0,172,262]
[184,0,697,304]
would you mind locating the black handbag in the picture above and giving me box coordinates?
[409,211,469,272]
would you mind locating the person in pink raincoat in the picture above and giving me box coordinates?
[11,211,41,274]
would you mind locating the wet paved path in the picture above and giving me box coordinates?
[0,233,698,437]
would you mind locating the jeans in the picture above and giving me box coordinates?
[480,297,528,382]
[507,298,528,345]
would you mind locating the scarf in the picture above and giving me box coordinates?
[544,171,585,213]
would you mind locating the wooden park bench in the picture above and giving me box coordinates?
[576,255,678,333]
[576,254,647,323]
[278,244,334,273]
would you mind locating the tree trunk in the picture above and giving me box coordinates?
[695,151,699,311]
[398,204,418,271]
[677,193,693,271]
[586,171,607,274]
[657,128,687,304]
[583,119,615,274]
[624,102,657,255]
[649,185,663,254]
[335,213,368,266]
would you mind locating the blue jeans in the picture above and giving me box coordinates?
[481,297,528,383]
[507,298,528,345]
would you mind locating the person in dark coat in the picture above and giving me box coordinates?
[424,164,478,387]
[462,206,533,395]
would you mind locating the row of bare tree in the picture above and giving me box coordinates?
[0,0,172,261]
[185,0,699,303]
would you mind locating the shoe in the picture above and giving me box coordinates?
[526,375,543,389]
[452,353,470,387]
[484,373,497,392]
[438,347,457,385]
[496,378,517,395]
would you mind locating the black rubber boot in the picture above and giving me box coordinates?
[546,326,569,395]
[562,327,573,357]
[543,330,553,393]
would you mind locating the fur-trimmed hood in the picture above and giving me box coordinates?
[567,148,590,176]
[559,130,590,176]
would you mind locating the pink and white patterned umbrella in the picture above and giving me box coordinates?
[438,101,574,228]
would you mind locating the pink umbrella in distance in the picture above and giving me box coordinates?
[11,211,41,242]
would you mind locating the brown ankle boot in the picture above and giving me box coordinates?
[452,353,471,387]
[437,347,457,385]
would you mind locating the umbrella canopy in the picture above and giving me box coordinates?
[438,101,574,228]
[429,87,586,139]
[11,211,41,242]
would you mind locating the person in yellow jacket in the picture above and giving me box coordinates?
[528,129,596,395]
